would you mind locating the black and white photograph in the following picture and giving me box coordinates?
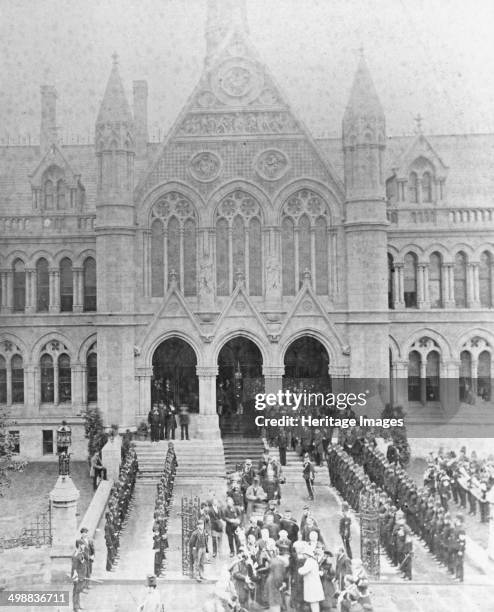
[0,1,493,610]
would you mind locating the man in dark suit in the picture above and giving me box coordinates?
[339,502,352,559]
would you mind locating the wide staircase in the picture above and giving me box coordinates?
[222,434,265,472]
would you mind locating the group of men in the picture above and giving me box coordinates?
[423,446,493,523]
[153,443,178,576]
[328,445,414,581]
[148,403,191,442]
[104,447,139,572]
[71,527,96,612]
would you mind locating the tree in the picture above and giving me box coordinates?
[0,405,18,496]
[84,405,108,460]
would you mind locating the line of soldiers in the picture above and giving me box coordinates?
[355,442,467,582]
[153,443,178,576]
[104,448,139,571]
[327,444,414,580]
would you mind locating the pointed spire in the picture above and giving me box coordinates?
[96,54,133,125]
[344,52,384,121]
[205,0,249,61]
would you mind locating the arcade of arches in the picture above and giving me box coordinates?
[149,335,332,433]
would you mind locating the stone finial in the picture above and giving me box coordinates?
[234,269,245,289]
[169,269,179,287]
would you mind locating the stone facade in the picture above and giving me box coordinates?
[0,2,493,459]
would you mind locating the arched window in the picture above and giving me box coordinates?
[478,351,491,401]
[479,251,492,307]
[282,217,295,296]
[58,354,71,403]
[454,251,467,307]
[426,351,440,401]
[388,254,394,309]
[215,190,263,296]
[56,179,66,209]
[44,179,54,209]
[13,259,26,312]
[429,252,442,308]
[87,352,97,403]
[0,356,6,404]
[422,172,432,203]
[11,355,24,404]
[408,172,418,203]
[403,252,417,308]
[40,354,54,403]
[60,258,73,312]
[216,218,229,296]
[83,257,96,311]
[281,189,331,295]
[459,350,472,402]
[36,258,50,312]
[408,351,421,401]
[150,192,197,295]
[151,219,164,297]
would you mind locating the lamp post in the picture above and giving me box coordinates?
[56,420,72,476]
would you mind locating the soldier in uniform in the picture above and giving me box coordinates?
[339,502,352,559]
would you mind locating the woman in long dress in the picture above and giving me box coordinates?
[298,547,325,612]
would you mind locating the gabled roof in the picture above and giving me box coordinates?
[28,144,81,188]
[391,133,448,181]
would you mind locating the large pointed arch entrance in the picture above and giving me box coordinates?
[152,338,199,412]
[283,336,331,399]
[217,336,264,435]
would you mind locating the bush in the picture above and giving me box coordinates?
[84,406,108,460]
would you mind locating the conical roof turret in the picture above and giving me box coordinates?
[343,53,384,124]
[96,54,133,125]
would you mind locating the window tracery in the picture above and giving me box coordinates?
[151,192,197,297]
[281,189,330,295]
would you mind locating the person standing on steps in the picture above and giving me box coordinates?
[179,406,190,440]
[303,453,316,500]
[137,575,162,612]
[189,519,208,582]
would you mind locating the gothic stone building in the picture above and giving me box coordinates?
[1,2,493,459]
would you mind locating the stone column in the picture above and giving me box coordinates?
[6,270,13,312]
[471,357,478,397]
[393,361,409,408]
[49,474,80,582]
[420,361,427,406]
[263,365,284,397]
[24,364,37,413]
[392,263,404,309]
[423,264,430,307]
[196,365,220,440]
[444,263,455,308]
[101,436,122,481]
[25,268,35,313]
[136,367,152,418]
[417,264,426,308]
[49,269,60,313]
[0,270,8,312]
[440,360,460,415]
[73,267,83,313]
[71,362,85,414]
[467,263,480,308]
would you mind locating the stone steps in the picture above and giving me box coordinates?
[222,435,265,471]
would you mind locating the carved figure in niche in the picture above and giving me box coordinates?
[266,256,281,290]
[199,255,214,296]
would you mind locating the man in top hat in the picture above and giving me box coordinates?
[339,503,352,559]
[189,519,208,582]
[137,575,161,612]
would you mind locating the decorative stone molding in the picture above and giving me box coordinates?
[211,58,263,106]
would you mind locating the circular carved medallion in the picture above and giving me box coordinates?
[302,300,313,312]
[212,59,263,106]
[189,151,222,182]
[235,300,246,311]
[256,149,289,181]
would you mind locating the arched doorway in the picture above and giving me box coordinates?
[152,338,198,412]
[217,337,264,434]
[283,336,331,401]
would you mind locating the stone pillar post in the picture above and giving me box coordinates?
[444,263,455,308]
[392,263,404,309]
[49,474,80,582]
[471,357,478,397]
[420,361,427,406]
[196,365,220,440]
[467,263,480,308]
[25,268,35,313]
[101,436,122,481]
[49,269,60,313]
[262,365,284,396]
[417,264,426,308]
[136,367,152,418]
[393,361,409,408]
[73,267,83,313]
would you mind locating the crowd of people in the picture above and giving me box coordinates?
[191,448,373,612]
[148,403,191,442]
[423,446,493,523]
[104,447,139,572]
[153,443,178,576]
